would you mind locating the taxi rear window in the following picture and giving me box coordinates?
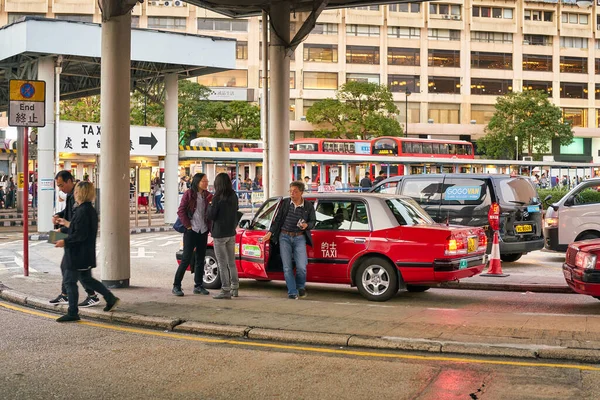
[385,198,434,226]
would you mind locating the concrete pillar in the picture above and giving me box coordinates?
[164,74,178,224]
[99,13,131,288]
[36,57,56,232]
[76,163,84,181]
[64,160,71,171]
[268,1,291,196]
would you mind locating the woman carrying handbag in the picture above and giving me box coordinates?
[172,173,213,296]
[207,173,241,299]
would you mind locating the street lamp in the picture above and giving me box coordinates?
[405,89,411,138]
[515,136,518,161]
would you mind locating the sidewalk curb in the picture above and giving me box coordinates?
[2,286,598,363]
[438,281,574,294]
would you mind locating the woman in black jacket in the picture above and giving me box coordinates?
[55,181,120,322]
[207,173,240,299]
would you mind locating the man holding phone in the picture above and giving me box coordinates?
[262,181,315,299]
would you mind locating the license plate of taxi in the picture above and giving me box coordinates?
[515,224,533,233]
[467,237,477,253]
[563,268,572,281]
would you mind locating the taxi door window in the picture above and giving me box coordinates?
[314,201,353,230]
[350,202,370,230]
[401,178,443,205]
[251,198,280,230]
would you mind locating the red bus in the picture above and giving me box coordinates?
[371,137,475,158]
[291,138,371,154]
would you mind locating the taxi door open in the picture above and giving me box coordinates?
[239,197,282,279]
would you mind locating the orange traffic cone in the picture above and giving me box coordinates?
[480,231,509,277]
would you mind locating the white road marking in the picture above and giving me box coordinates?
[131,247,156,258]
[159,240,181,247]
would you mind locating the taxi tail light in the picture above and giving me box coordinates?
[575,251,598,270]
[488,202,500,232]
[445,232,467,256]
[477,230,488,252]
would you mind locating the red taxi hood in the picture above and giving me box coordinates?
[570,239,600,254]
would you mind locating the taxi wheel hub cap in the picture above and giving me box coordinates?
[362,265,390,296]
[204,256,218,283]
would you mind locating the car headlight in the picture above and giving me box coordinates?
[544,217,558,228]
[575,252,597,269]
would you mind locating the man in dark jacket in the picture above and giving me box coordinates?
[262,181,316,299]
[359,172,372,191]
[49,170,99,307]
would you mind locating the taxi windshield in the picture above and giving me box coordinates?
[385,198,434,226]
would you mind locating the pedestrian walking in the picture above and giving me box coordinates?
[374,170,386,185]
[49,171,100,308]
[172,172,213,296]
[207,173,240,300]
[153,174,164,214]
[262,181,316,299]
[55,181,120,322]
[359,172,372,191]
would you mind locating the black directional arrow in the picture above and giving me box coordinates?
[139,132,158,150]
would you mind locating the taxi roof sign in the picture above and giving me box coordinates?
[8,79,46,128]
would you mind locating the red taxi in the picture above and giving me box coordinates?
[178,193,488,302]
[563,239,600,299]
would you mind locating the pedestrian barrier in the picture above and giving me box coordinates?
[480,230,509,277]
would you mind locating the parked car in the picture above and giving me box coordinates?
[370,174,544,262]
[562,238,600,300]
[177,193,488,302]
[544,178,600,252]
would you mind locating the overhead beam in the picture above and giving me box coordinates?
[287,0,329,57]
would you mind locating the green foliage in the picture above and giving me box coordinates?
[60,96,101,123]
[205,101,261,140]
[538,187,569,205]
[478,90,573,160]
[306,81,402,139]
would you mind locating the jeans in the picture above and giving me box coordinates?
[60,257,95,297]
[64,268,116,317]
[155,194,163,212]
[213,236,238,291]
[174,229,208,288]
[279,233,307,296]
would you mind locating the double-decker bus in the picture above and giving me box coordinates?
[189,137,262,150]
[291,138,371,154]
[371,137,474,158]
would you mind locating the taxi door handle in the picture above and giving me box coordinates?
[354,238,366,244]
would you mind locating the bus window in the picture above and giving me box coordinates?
[345,143,355,153]
[323,142,335,152]
[431,144,440,154]
[373,138,397,155]
[412,143,422,154]
[422,143,432,154]
[296,143,318,152]
[402,142,411,154]
[448,144,456,155]
[457,145,466,155]
[466,145,473,155]
[439,144,449,154]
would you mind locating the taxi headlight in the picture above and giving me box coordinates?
[575,252,597,269]
[544,217,558,228]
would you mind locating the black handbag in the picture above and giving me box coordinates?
[173,217,186,233]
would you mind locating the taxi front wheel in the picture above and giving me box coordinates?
[356,257,399,302]
[202,249,222,289]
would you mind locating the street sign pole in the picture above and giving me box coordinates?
[23,127,29,277]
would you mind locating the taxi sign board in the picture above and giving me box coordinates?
[8,80,46,127]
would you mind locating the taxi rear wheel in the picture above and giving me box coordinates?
[406,285,430,293]
[202,249,221,289]
[356,257,398,302]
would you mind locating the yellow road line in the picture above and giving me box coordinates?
[2,301,599,371]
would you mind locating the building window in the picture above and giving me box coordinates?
[303,44,337,62]
[471,104,496,124]
[560,56,588,73]
[389,3,421,13]
[197,18,248,32]
[387,48,420,66]
[560,37,588,49]
[560,82,588,99]
[523,54,552,71]
[471,31,513,43]
[346,46,380,64]
[303,72,338,90]
[347,73,380,84]
[523,34,552,46]
[312,23,338,35]
[524,10,553,22]
[428,29,460,41]
[54,14,94,23]
[7,13,45,24]
[428,77,461,94]
[428,49,460,68]
[236,42,248,60]
[428,104,460,124]
[523,81,553,94]
[148,17,186,30]
[259,71,296,89]
[346,25,380,37]
[429,3,461,18]
[562,13,588,25]
[471,52,512,70]
[471,79,513,95]
[596,59,600,74]
[351,5,380,10]
[563,109,587,128]
[131,16,140,28]
[472,7,513,19]
[387,26,420,39]
[388,75,420,93]
[197,70,248,88]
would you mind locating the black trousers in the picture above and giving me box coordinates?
[173,229,208,288]
[60,257,95,297]
[64,268,115,317]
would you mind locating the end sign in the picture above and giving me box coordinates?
[8,80,46,128]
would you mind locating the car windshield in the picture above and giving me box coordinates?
[385,198,434,226]
[497,178,539,205]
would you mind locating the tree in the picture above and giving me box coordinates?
[205,101,261,139]
[61,96,101,123]
[478,90,573,160]
[306,81,403,139]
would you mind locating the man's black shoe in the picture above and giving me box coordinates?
[193,286,210,295]
[103,297,120,312]
[172,286,184,296]
[298,289,307,298]
[288,294,298,300]
[56,314,80,323]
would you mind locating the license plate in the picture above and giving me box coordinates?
[467,237,477,253]
[564,268,572,281]
[515,224,533,233]
[459,259,468,269]
[527,205,540,213]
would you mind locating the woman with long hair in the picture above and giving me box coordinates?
[207,173,240,299]
[172,172,213,296]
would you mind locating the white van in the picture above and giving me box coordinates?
[544,178,600,251]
